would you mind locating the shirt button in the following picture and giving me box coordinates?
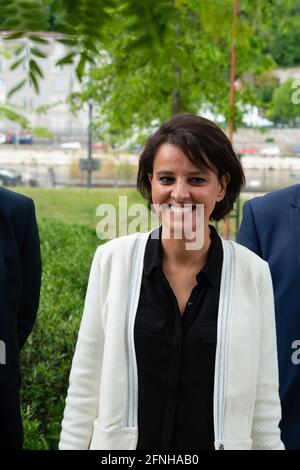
[187,301,193,307]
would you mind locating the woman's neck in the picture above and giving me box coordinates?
[161,224,211,269]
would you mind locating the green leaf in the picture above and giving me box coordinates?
[30,47,47,59]
[7,79,27,98]
[18,0,40,9]
[29,35,49,45]
[56,52,76,66]
[10,57,25,71]
[56,37,78,47]
[29,71,39,93]
[3,31,25,40]
[14,44,26,56]
[1,19,21,30]
[0,105,29,127]
[31,127,55,138]
[24,21,49,31]
[35,100,64,115]
[76,54,87,82]
[29,59,44,79]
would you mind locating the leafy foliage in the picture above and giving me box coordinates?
[267,79,300,125]
[263,0,300,67]
[68,0,274,141]
[0,0,115,95]
[0,103,29,126]
[246,71,280,117]
[2,0,299,131]
[20,218,102,449]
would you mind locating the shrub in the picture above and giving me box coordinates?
[20,218,102,449]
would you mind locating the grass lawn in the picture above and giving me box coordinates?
[12,186,146,230]
[11,186,254,238]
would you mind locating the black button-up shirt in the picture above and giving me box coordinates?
[134,225,223,450]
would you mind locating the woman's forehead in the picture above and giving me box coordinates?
[153,143,213,172]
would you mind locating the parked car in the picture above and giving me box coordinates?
[261,146,280,156]
[0,169,38,187]
[248,179,262,188]
[21,172,38,187]
[0,169,22,186]
[92,141,106,150]
[239,147,257,154]
[60,141,81,149]
[6,130,33,144]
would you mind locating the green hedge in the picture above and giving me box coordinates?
[20,219,102,449]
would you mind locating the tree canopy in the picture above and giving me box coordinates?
[263,0,300,67]
[1,0,299,135]
[267,79,300,126]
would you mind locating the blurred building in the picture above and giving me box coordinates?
[273,66,300,85]
[0,32,88,137]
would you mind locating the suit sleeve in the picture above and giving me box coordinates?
[59,247,104,450]
[18,199,42,349]
[251,263,284,450]
[237,200,262,257]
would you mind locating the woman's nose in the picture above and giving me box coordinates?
[171,181,190,202]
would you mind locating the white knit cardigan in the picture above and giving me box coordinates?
[59,230,284,450]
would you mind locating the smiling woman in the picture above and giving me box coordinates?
[147,143,229,251]
[137,113,244,221]
[59,113,284,451]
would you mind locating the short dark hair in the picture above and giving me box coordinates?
[137,113,245,221]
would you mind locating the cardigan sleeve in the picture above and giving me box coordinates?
[251,263,284,450]
[59,247,104,450]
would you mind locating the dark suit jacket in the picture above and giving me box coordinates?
[237,184,300,450]
[0,187,41,449]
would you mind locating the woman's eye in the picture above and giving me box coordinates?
[159,176,173,183]
[190,177,205,184]
[158,176,205,184]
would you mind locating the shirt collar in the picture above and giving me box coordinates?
[143,224,223,287]
[143,226,163,277]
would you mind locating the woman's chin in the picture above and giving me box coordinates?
[162,219,202,239]
[159,206,206,239]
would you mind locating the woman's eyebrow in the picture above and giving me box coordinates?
[156,170,206,176]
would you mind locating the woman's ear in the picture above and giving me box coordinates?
[148,173,153,184]
[217,173,230,202]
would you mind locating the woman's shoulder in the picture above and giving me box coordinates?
[223,239,269,274]
[222,239,272,295]
[94,231,151,262]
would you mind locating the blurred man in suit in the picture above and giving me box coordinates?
[0,187,41,449]
[238,184,300,449]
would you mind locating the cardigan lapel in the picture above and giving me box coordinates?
[213,238,235,449]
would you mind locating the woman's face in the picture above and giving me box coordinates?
[148,143,229,236]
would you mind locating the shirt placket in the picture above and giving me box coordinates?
[159,271,183,449]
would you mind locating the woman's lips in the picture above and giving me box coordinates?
[167,204,196,213]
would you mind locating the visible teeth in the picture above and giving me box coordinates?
[169,205,194,213]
